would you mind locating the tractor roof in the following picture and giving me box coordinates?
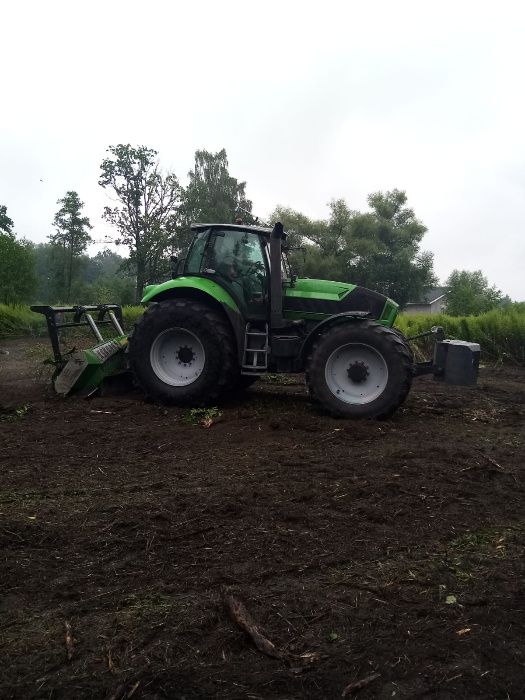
[190,223,273,237]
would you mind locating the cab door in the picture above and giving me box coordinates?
[205,229,268,320]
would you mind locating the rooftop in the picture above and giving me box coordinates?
[406,286,448,305]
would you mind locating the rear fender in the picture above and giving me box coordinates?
[300,312,371,364]
[141,277,245,362]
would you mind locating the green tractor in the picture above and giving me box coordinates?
[33,222,480,418]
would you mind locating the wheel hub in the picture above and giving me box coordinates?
[324,342,388,405]
[177,345,195,365]
[149,327,206,387]
[347,360,369,383]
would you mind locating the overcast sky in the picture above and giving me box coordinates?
[2,0,524,298]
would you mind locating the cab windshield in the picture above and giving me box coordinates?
[184,230,208,273]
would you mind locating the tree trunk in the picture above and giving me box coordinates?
[67,245,73,302]
[135,259,146,304]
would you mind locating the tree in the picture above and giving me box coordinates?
[50,191,92,302]
[33,243,65,302]
[180,149,254,229]
[99,144,181,302]
[445,270,503,316]
[348,190,435,306]
[0,204,14,235]
[82,249,135,305]
[0,234,36,304]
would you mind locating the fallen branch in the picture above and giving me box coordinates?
[474,451,517,482]
[341,672,381,696]
[478,451,506,472]
[225,595,285,660]
[64,620,74,661]
[224,595,320,669]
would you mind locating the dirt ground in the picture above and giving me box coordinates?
[1,337,524,699]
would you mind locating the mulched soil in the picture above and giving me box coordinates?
[1,337,524,699]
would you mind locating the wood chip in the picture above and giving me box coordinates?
[341,672,381,696]
[64,620,74,661]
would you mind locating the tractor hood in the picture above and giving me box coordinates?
[284,277,398,325]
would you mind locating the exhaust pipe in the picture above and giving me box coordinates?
[270,222,285,329]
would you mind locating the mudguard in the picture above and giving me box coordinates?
[141,276,245,362]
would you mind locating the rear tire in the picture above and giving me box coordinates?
[306,321,413,419]
[128,300,236,406]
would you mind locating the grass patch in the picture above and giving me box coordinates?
[440,525,522,583]
[120,592,174,613]
[183,406,222,426]
[0,488,45,504]
[259,373,298,385]
[0,404,30,422]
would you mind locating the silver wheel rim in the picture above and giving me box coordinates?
[150,327,205,387]
[325,343,388,405]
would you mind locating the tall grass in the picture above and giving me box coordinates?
[0,304,145,339]
[0,305,46,338]
[1,304,524,365]
[122,306,144,327]
[396,309,525,365]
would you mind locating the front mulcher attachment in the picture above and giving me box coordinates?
[31,305,129,396]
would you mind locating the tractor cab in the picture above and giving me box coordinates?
[168,223,397,329]
[181,223,284,321]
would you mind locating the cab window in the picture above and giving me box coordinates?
[207,229,267,307]
[185,229,208,273]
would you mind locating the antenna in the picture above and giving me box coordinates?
[236,206,269,227]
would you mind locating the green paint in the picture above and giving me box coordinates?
[380,299,399,326]
[141,276,240,313]
[285,278,356,301]
[285,277,399,327]
[56,336,128,394]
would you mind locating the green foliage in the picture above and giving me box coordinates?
[33,245,135,306]
[0,404,30,422]
[0,204,14,234]
[99,144,181,301]
[183,406,222,426]
[180,149,254,232]
[0,234,37,304]
[74,249,135,305]
[50,191,92,302]
[445,269,503,316]
[396,305,525,365]
[33,243,65,302]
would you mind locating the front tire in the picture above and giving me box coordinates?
[306,321,413,418]
[128,300,236,406]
